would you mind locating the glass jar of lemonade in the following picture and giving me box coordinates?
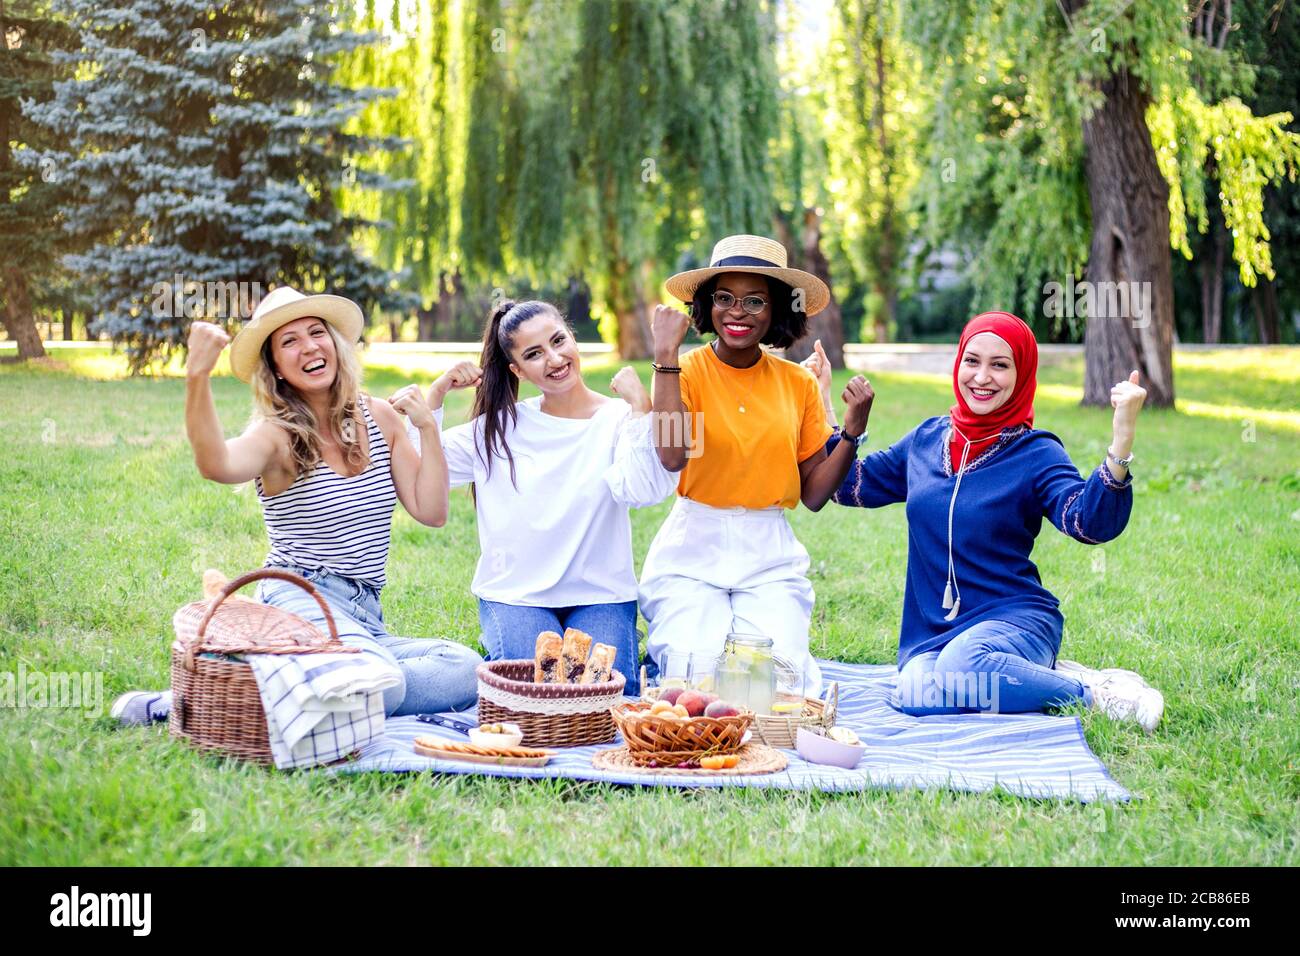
[717,633,776,715]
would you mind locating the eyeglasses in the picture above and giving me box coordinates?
[712,290,769,315]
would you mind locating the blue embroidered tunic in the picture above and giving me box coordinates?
[828,417,1133,667]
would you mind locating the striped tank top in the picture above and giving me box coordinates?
[256,396,397,590]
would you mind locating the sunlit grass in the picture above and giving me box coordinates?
[2,346,1298,865]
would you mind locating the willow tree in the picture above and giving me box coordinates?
[490,0,779,359]
[906,0,1299,406]
[823,0,920,346]
[337,0,461,338]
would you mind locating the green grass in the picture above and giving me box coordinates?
[2,347,1298,865]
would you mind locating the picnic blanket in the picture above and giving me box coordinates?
[332,659,1133,803]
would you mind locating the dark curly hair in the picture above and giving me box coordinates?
[687,274,809,350]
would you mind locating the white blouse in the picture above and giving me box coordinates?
[411,397,677,607]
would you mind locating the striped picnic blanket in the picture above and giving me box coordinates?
[332,659,1132,802]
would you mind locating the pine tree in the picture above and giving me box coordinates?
[21,0,412,371]
[0,0,79,358]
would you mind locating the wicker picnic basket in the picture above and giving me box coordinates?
[475,660,626,747]
[749,681,839,749]
[169,568,357,765]
[610,701,754,767]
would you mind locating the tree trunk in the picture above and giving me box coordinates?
[1252,276,1280,344]
[1200,211,1226,344]
[782,208,844,366]
[1,267,46,359]
[606,248,651,361]
[566,275,591,329]
[1077,66,1176,407]
[416,300,436,341]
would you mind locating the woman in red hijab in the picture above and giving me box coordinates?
[805,312,1164,730]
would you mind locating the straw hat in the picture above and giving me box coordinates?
[228,286,364,383]
[664,234,831,316]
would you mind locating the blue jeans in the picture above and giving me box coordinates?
[894,619,1088,715]
[477,599,641,696]
[259,566,482,717]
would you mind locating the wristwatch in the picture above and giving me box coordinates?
[840,427,867,452]
[1107,447,1134,468]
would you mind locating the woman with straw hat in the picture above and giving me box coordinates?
[642,235,874,698]
[111,286,482,726]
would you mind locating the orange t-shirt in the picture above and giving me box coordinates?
[676,344,833,510]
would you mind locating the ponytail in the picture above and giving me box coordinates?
[471,298,562,489]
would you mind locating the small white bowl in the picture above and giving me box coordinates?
[795,726,864,769]
[469,724,523,748]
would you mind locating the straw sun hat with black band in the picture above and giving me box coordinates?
[664,234,831,317]
[228,286,365,383]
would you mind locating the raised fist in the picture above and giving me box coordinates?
[427,360,482,409]
[389,383,435,429]
[610,366,651,413]
[651,304,690,363]
[841,375,874,439]
[801,338,833,403]
[186,321,230,378]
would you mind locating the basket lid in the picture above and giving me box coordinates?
[172,569,355,669]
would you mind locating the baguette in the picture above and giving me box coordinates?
[559,628,593,684]
[534,631,563,683]
[581,643,617,684]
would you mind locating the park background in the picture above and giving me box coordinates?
[2,1,1298,865]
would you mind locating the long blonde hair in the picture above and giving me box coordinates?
[250,322,370,478]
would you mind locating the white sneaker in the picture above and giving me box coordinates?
[1056,658,1152,689]
[110,690,172,727]
[1085,674,1164,733]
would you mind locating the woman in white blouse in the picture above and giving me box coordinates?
[414,300,677,694]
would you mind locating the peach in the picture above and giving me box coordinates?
[659,687,686,706]
[704,700,740,718]
[677,691,709,717]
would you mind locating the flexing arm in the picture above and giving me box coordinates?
[800,338,837,426]
[800,375,874,511]
[1105,370,1146,482]
[605,365,678,507]
[380,389,449,528]
[650,304,690,473]
[184,321,282,483]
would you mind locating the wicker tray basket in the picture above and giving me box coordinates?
[610,700,753,765]
[475,660,626,748]
[170,568,356,765]
[749,682,839,749]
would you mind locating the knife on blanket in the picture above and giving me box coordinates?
[416,714,477,735]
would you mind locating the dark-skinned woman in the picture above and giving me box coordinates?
[642,235,873,697]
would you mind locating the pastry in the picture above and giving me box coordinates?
[534,631,563,683]
[581,643,617,684]
[559,628,592,683]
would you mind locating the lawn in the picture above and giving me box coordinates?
[2,345,1297,865]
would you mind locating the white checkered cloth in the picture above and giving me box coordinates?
[247,653,402,770]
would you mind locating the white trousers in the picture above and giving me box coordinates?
[638,496,822,696]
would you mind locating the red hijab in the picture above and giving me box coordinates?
[948,311,1038,469]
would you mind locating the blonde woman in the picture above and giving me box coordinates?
[111,287,482,725]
